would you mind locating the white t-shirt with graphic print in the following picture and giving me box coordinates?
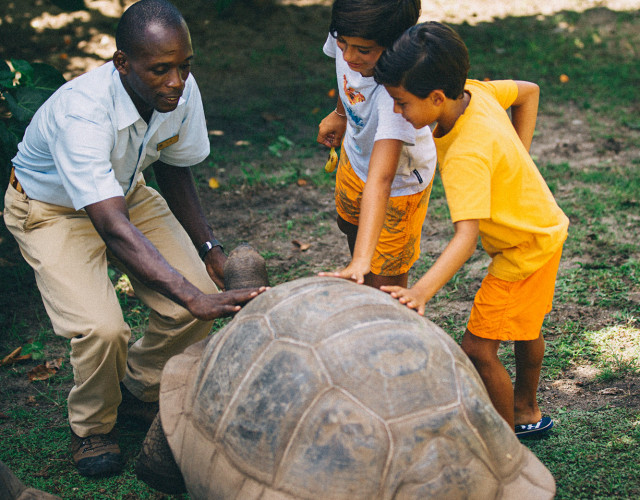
[324,35,436,196]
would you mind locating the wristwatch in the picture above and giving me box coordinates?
[198,238,224,261]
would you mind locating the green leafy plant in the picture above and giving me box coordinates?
[0,59,65,190]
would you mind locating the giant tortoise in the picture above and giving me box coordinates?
[0,460,60,500]
[137,276,556,499]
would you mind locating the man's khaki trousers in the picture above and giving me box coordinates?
[3,177,217,437]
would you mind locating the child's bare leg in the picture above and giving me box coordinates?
[336,215,408,289]
[513,332,544,426]
[336,215,357,255]
[461,329,514,428]
[365,272,408,289]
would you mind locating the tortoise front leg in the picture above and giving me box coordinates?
[135,414,186,494]
[0,460,61,500]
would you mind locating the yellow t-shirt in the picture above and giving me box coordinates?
[434,79,569,281]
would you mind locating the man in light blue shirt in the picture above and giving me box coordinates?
[4,0,263,478]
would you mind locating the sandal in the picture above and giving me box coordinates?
[515,416,554,438]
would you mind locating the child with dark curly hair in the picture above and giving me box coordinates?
[318,0,436,289]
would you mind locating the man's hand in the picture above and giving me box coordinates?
[84,196,264,319]
[186,287,267,320]
[203,246,226,290]
[381,285,427,316]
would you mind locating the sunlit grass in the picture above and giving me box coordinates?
[587,319,640,380]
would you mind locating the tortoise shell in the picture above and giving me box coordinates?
[159,277,555,499]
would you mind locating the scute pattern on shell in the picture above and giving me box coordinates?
[160,277,555,500]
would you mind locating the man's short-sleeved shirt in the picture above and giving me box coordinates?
[12,61,210,210]
[324,35,436,196]
[434,79,569,281]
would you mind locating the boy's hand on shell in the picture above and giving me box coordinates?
[381,286,426,316]
[318,267,365,285]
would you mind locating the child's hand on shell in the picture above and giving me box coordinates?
[381,286,427,316]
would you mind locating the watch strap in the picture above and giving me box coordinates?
[198,238,224,260]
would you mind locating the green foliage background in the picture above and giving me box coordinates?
[0,59,65,194]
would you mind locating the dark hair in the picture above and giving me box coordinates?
[329,0,421,48]
[374,22,470,99]
[116,0,186,55]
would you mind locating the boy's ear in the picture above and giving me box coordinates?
[113,50,129,75]
[430,90,447,105]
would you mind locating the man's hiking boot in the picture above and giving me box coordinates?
[118,382,159,427]
[70,428,122,477]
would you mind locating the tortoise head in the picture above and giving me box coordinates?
[223,243,270,290]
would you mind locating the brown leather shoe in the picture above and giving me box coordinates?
[118,383,159,427]
[70,428,122,477]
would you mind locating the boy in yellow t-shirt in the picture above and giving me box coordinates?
[374,22,569,437]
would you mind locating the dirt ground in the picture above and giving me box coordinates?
[1,0,639,428]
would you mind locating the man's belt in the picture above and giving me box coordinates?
[9,167,24,194]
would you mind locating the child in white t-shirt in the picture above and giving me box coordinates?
[317,0,436,289]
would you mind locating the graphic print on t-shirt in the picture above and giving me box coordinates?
[343,75,366,105]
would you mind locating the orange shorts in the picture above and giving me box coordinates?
[334,145,433,276]
[467,247,563,341]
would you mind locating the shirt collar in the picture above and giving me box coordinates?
[111,63,142,131]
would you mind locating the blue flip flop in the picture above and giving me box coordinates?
[515,416,554,438]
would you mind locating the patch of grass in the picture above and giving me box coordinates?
[0,407,171,499]
[525,408,640,499]
[541,320,599,378]
[534,316,639,381]
[554,260,640,310]
[460,9,640,114]
[587,319,640,380]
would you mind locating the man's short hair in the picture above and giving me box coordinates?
[116,0,186,56]
[374,22,470,99]
[329,0,421,48]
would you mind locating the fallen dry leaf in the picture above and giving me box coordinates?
[46,358,64,371]
[28,365,55,381]
[27,358,64,382]
[292,240,311,251]
[1,347,32,367]
[296,179,308,186]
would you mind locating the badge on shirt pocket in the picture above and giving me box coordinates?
[157,134,179,151]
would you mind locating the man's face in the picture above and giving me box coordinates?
[116,21,193,119]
